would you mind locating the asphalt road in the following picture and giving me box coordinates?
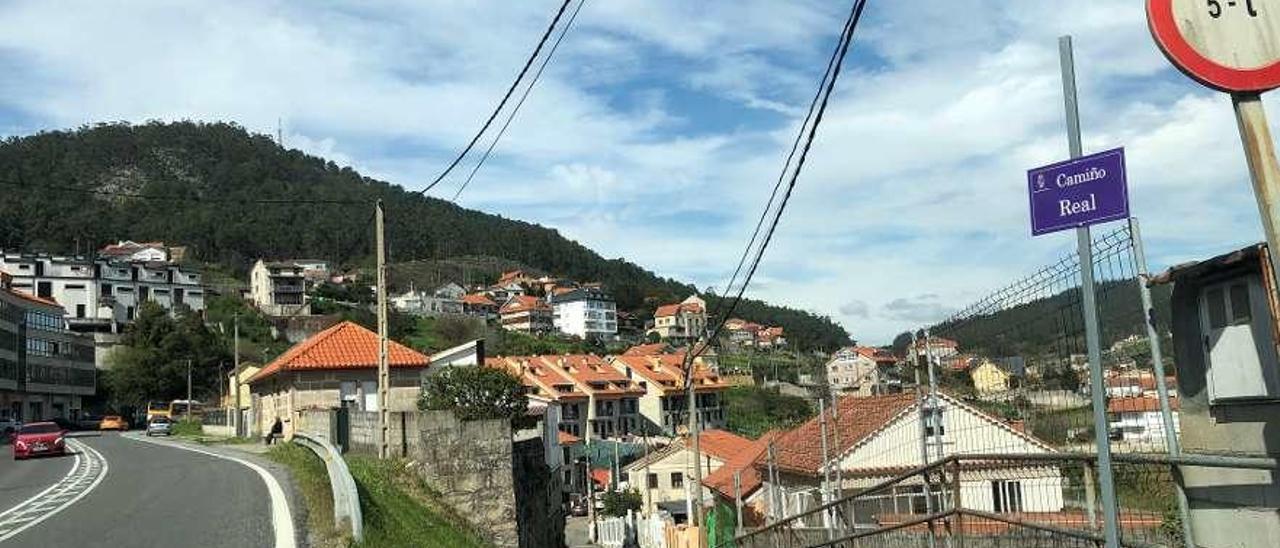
[0,432,277,547]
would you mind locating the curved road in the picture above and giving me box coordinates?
[0,432,288,547]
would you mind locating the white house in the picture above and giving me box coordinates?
[391,283,465,317]
[550,287,617,340]
[766,392,1063,525]
[98,240,169,263]
[826,346,897,396]
[649,295,707,341]
[623,429,755,520]
[1108,396,1180,443]
[250,259,310,317]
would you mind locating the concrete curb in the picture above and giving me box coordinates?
[292,432,364,543]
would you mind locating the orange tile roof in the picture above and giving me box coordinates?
[772,392,917,475]
[1108,396,1179,413]
[248,321,429,383]
[500,295,549,314]
[696,429,755,461]
[612,353,726,394]
[703,431,782,500]
[623,343,671,356]
[557,354,646,396]
[558,431,581,445]
[654,301,704,317]
[488,356,589,401]
[3,287,62,309]
[462,293,497,306]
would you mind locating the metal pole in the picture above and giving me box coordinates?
[1128,218,1195,548]
[684,339,706,533]
[1060,35,1121,548]
[186,358,192,420]
[924,330,943,463]
[912,332,938,548]
[375,200,390,459]
[767,441,779,524]
[233,314,240,436]
[1233,92,1280,286]
[734,470,744,537]
[818,398,833,535]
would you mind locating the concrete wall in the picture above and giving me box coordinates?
[411,410,519,546]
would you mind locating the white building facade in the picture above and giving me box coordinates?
[250,260,309,316]
[551,287,617,340]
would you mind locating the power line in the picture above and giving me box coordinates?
[0,179,370,205]
[420,0,575,196]
[452,0,587,202]
[697,0,869,359]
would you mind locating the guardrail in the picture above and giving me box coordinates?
[292,431,364,543]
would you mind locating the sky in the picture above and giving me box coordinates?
[0,0,1273,344]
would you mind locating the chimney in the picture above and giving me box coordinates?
[1007,419,1026,434]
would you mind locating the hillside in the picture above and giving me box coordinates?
[0,121,851,350]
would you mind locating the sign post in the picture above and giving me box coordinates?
[1148,0,1280,286]
[1029,36,1125,548]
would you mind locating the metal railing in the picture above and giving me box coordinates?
[292,431,364,543]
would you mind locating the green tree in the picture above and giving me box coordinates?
[724,386,814,438]
[105,301,231,407]
[420,366,529,426]
[601,489,642,517]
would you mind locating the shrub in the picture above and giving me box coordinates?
[420,366,529,426]
[602,489,642,517]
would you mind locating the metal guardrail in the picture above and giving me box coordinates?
[292,431,364,543]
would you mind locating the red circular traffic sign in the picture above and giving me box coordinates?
[1148,0,1280,92]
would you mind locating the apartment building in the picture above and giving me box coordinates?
[490,354,644,441]
[0,251,205,333]
[499,295,554,333]
[488,355,590,438]
[0,273,96,423]
[609,349,729,434]
[550,287,617,340]
[250,259,310,316]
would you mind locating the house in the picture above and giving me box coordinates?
[497,270,537,289]
[702,431,783,526]
[390,283,465,317]
[1104,371,1177,399]
[0,272,96,423]
[291,260,331,284]
[462,293,499,320]
[762,392,1062,523]
[499,295,554,333]
[98,240,169,262]
[489,354,645,441]
[649,295,707,342]
[724,319,760,346]
[970,360,1012,398]
[249,259,310,317]
[1108,396,1180,442]
[826,347,898,396]
[0,251,205,338]
[756,326,786,348]
[623,429,755,520]
[246,321,431,438]
[913,336,960,359]
[487,281,527,304]
[549,286,617,340]
[610,349,729,434]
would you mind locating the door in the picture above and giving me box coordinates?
[1200,276,1280,401]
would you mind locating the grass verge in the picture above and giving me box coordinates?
[346,456,491,548]
[170,419,203,437]
[267,443,350,548]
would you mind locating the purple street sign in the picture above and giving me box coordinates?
[1028,147,1129,236]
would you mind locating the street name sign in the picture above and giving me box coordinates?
[1027,148,1130,236]
[1148,0,1280,92]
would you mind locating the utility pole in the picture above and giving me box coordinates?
[233,314,240,436]
[912,331,938,548]
[1060,35,1121,548]
[818,398,832,532]
[923,330,943,463]
[375,199,390,459]
[683,337,705,533]
[186,359,193,420]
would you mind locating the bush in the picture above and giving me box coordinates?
[420,366,529,426]
[602,489,642,517]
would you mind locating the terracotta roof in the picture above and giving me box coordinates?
[1108,396,1180,413]
[612,353,727,395]
[703,431,782,500]
[758,327,784,338]
[2,287,62,309]
[654,301,704,317]
[558,431,581,445]
[772,393,918,475]
[557,354,646,396]
[248,321,429,383]
[696,429,755,461]
[623,342,671,356]
[487,356,589,401]
[500,295,549,314]
[590,468,610,487]
[462,293,497,306]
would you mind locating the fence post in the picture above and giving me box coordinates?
[1083,462,1098,531]
[951,459,964,548]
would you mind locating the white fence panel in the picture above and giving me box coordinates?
[597,512,631,548]
[637,512,672,548]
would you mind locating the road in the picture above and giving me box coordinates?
[0,432,293,547]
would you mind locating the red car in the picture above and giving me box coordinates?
[12,422,67,460]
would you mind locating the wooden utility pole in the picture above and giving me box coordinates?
[1234,93,1280,281]
[375,200,390,459]
[683,338,704,532]
[232,314,239,436]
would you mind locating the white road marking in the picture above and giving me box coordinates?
[125,434,297,548]
[0,439,109,542]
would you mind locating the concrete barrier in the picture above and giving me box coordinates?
[292,431,363,543]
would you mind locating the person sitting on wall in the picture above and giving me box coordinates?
[265,416,283,445]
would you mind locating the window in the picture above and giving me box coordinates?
[647,473,659,489]
[991,480,1023,513]
[1206,287,1227,329]
[126,306,135,320]
[924,407,945,437]
[76,304,85,318]
[670,472,683,489]
[101,283,113,296]
[36,281,52,299]
[1229,283,1251,325]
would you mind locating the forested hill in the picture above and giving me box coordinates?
[0,121,851,350]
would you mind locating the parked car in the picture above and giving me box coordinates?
[100,415,129,431]
[13,422,67,460]
[568,496,588,517]
[77,415,103,430]
[146,417,173,437]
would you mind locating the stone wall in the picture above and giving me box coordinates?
[411,410,519,547]
[346,410,424,457]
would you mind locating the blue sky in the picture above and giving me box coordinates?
[0,0,1273,343]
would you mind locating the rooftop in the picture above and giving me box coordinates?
[248,321,430,383]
